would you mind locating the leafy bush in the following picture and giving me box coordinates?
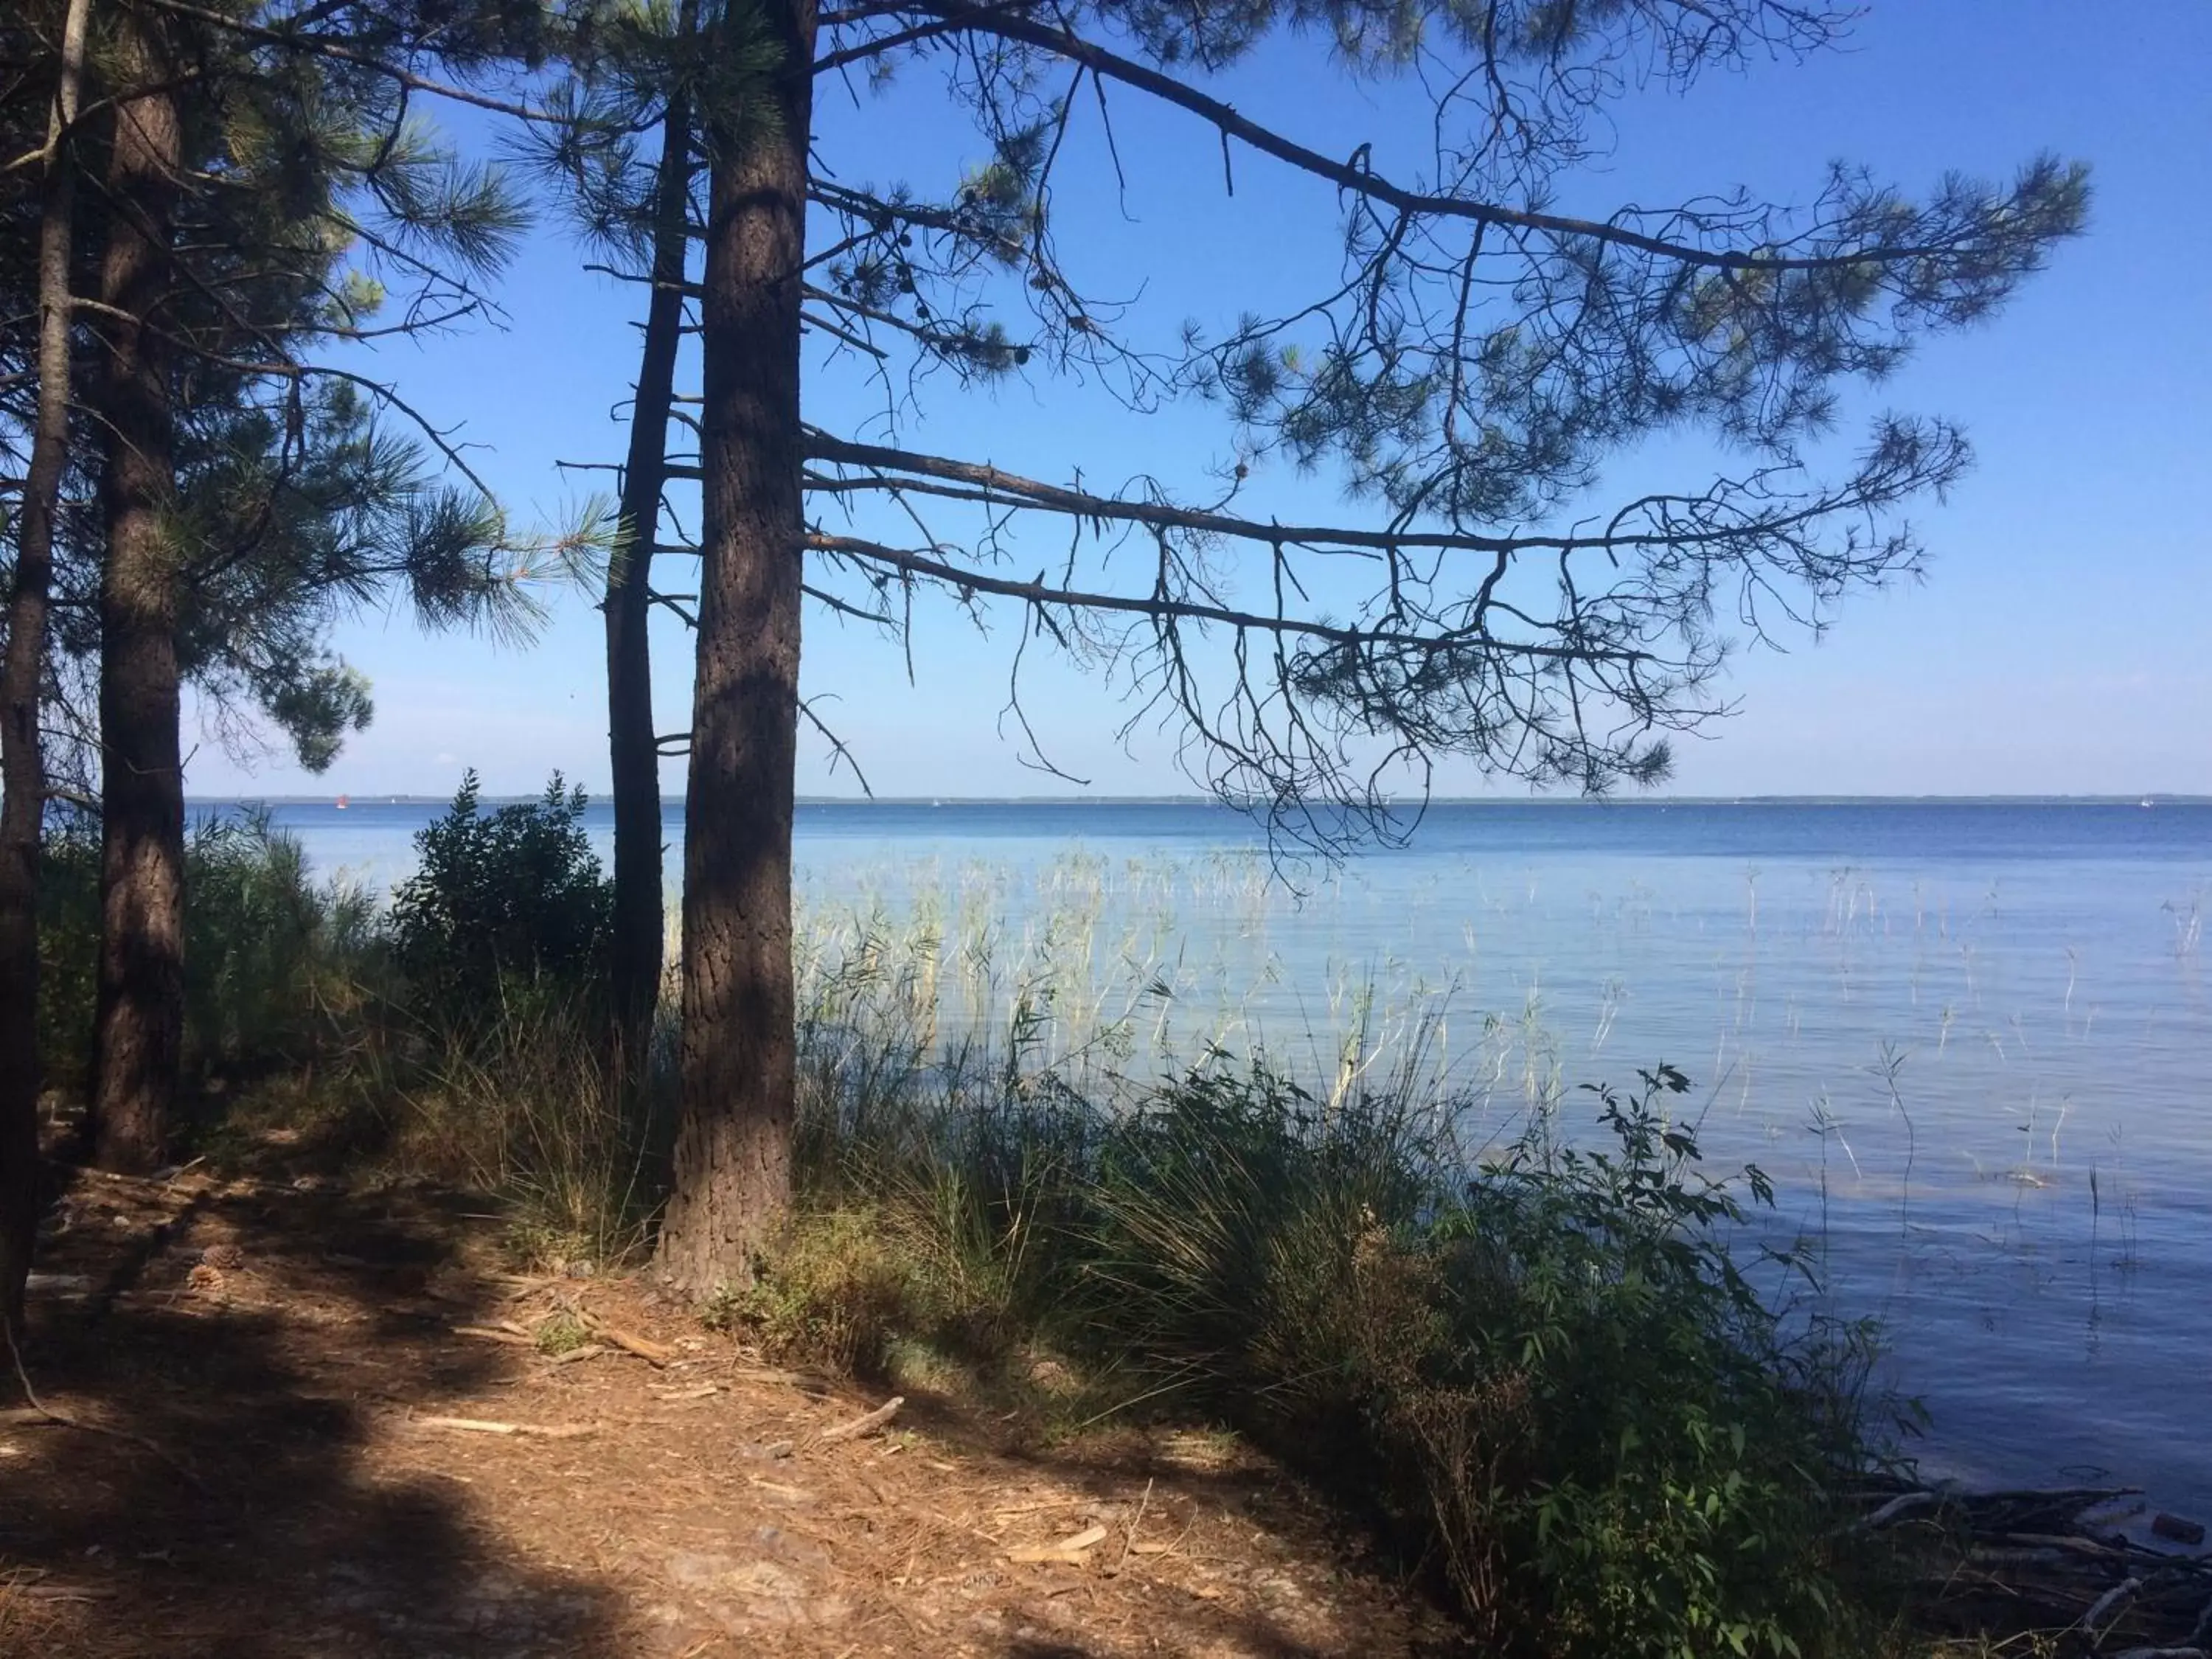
[185,810,382,1073]
[37,808,376,1097]
[1421,1068,1870,1657]
[33,813,101,1095]
[387,771,611,1017]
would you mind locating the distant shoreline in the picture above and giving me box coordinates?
[186,793,2212,808]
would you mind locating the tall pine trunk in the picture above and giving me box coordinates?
[0,0,94,1338]
[655,0,816,1295]
[88,15,185,1175]
[605,0,699,1071]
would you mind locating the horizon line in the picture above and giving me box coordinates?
[184,791,2212,807]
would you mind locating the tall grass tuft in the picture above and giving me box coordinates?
[392,984,670,1272]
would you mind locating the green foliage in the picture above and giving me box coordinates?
[386,771,613,1016]
[31,816,100,1097]
[159,380,543,777]
[755,1034,1893,1659]
[726,1208,942,1374]
[1421,1068,1874,1657]
[390,987,666,1272]
[36,809,379,1097]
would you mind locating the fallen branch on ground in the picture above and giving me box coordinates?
[1861,1478,2212,1651]
[412,1415,597,1439]
[580,1312,675,1366]
[451,1324,535,1347]
[5,1323,204,1487]
[1009,1523,1109,1565]
[813,1395,903,1446]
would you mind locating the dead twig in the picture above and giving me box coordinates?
[451,1324,535,1347]
[1117,1478,1155,1571]
[813,1395,903,1447]
[412,1415,597,1440]
[4,1321,204,1488]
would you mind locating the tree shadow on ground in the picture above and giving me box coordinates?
[1,1166,633,1658]
[4,1156,1469,1658]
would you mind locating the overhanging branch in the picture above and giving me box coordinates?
[918,4,2017,276]
[806,531,1644,666]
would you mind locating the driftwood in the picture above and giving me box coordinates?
[1856,1478,2211,1652]
[2085,1579,2148,1644]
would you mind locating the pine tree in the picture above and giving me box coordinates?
[0,0,92,1345]
[0,0,568,1314]
[646,0,2087,1292]
[526,0,779,1071]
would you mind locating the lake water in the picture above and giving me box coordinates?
[220,797,2212,1515]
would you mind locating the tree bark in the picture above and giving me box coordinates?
[605,0,699,1073]
[88,14,186,1175]
[0,0,94,1340]
[655,0,816,1295]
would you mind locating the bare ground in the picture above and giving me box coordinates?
[1,1163,1464,1658]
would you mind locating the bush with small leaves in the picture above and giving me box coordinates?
[387,771,612,1019]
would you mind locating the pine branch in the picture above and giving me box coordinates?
[805,532,1642,664]
[798,432,1894,563]
[133,0,560,124]
[919,4,2048,278]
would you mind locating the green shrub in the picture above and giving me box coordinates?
[386,771,611,1018]
[33,813,101,1096]
[36,807,377,1098]
[185,810,383,1074]
[1427,1068,1871,1657]
[728,1208,938,1373]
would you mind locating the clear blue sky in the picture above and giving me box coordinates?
[187,1,2212,801]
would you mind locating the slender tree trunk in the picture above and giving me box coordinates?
[88,15,185,1175]
[605,0,699,1072]
[0,0,94,1340]
[656,0,816,1295]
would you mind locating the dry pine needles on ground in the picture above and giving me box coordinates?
[0,1165,1461,1658]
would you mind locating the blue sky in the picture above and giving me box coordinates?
[187,1,2212,800]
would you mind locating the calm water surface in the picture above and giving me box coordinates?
[222,798,2212,1512]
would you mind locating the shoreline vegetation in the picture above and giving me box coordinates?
[19,796,2211,1656]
